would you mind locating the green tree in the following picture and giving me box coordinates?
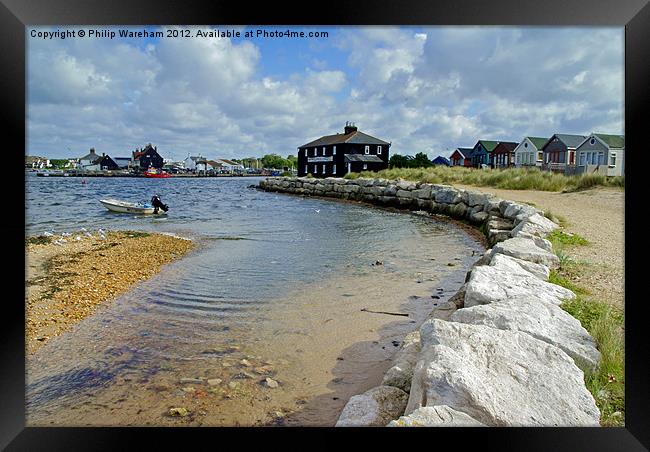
[261,154,289,169]
[389,154,412,168]
[412,152,432,168]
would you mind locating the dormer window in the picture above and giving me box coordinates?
[365,146,370,155]
[377,146,382,154]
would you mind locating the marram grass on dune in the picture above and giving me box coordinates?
[344,166,624,192]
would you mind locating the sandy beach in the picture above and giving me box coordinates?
[26,231,194,354]
[455,185,624,308]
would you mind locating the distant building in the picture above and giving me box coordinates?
[491,141,519,168]
[449,147,473,167]
[431,155,451,166]
[297,123,390,178]
[469,140,499,168]
[540,134,587,173]
[112,157,131,169]
[514,137,547,168]
[77,148,102,171]
[25,155,50,169]
[132,144,164,171]
[574,133,625,177]
[213,159,244,173]
[98,154,119,171]
[184,154,208,172]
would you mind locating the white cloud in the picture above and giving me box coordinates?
[27,26,623,161]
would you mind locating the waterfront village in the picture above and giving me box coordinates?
[26,123,624,178]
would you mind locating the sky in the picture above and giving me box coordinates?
[27,26,624,161]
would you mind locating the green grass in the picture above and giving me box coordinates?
[551,243,625,426]
[560,295,625,426]
[344,166,624,192]
[547,230,589,246]
[549,270,590,296]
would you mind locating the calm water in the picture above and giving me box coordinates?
[26,174,484,426]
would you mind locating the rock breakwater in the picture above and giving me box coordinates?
[258,176,601,427]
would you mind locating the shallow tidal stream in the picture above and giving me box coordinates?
[26,175,484,426]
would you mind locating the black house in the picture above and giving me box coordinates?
[98,154,119,170]
[132,143,164,171]
[297,123,390,178]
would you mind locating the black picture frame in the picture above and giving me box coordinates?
[2,0,648,449]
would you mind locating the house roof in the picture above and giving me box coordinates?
[217,159,242,166]
[300,130,390,148]
[206,160,223,167]
[594,133,625,148]
[344,154,384,163]
[452,147,473,159]
[79,151,101,162]
[543,134,588,150]
[432,156,451,165]
[476,140,500,152]
[526,137,548,149]
[494,142,518,153]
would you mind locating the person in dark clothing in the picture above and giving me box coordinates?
[151,194,169,214]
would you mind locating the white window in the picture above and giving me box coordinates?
[537,152,543,162]
[333,164,337,174]
[304,149,307,157]
[377,146,382,155]
[322,147,326,156]
[610,153,616,166]
[322,165,326,174]
[305,164,308,174]
[314,148,317,156]
[333,146,336,155]
[363,164,368,170]
[364,146,370,155]
[313,165,317,174]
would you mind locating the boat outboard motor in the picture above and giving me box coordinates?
[151,195,169,214]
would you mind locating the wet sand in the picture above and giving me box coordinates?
[26,214,484,427]
[26,231,194,354]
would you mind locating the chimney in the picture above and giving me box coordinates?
[344,122,358,135]
[90,148,96,155]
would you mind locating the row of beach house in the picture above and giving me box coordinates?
[38,144,245,174]
[449,133,625,177]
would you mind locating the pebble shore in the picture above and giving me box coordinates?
[26,230,194,354]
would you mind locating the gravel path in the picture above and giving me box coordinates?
[455,185,624,308]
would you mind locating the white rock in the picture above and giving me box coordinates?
[511,213,558,238]
[382,331,421,392]
[388,405,485,427]
[491,237,560,268]
[450,297,600,372]
[489,253,550,280]
[406,319,600,426]
[336,386,409,427]
[464,265,574,308]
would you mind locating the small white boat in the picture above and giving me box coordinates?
[99,199,157,214]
